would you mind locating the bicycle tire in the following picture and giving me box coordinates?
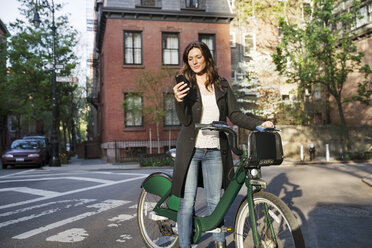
[234,191,305,248]
[137,189,179,248]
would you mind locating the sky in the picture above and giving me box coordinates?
[0,0,95,86]
[0,0,88,34]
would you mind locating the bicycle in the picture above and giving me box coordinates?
[137,121,305,248]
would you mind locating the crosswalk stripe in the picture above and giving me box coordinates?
[12,200,130,239]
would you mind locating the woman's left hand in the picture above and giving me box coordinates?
[261,121,274,128]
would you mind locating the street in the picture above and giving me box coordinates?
[0,160,371,248]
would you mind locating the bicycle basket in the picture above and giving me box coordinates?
[247,131,284,166]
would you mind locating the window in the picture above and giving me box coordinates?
[124,31,142,65]
[199,34,216,60]
[230,32,236,47]
[164,94,180,126]
[231,70,236,81]
[356,5,368,28]
[124,93,143,127]
[141,0,155,6]
[162,33,179,65]
[244,33,255,56]
[185,0,199,8]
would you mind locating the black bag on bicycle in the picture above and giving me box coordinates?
[248,131,284,166]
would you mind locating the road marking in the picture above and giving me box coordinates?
[46,228,89,242]
[0,175,147,210]
[0,176,115,184]
[0,199,96,217]
[0,208,60,228]
[116,234,133,243]
[107,214,136,227]
[13,200,130,239]
[0,187,60,197]
[0,169,35,178]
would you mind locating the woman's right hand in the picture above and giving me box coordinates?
[173,82,190,102]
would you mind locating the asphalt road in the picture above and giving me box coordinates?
[0,161,371,248]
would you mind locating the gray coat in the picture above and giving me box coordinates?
[171,79,263,197]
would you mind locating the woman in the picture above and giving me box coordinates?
[172,41,273,248]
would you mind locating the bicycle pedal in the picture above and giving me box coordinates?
[206,227,232,233]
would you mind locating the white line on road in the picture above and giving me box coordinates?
[0,208,60,228]
[0,169,35,178]
[0,187,60,197]
[0,199,96,217]
[0,176,115,184]
[46,228,89,243]
[0,174,148,210]
[13,200,130,239]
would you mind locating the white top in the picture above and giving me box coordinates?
[195,84,220,149]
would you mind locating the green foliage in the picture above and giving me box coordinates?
[335,151,372,161]
[123,68,175,126]
[140,154,174,167]
[1,0,81,145]
[234,0,291,25]
[272,0,371,152]
[277,101,311,125]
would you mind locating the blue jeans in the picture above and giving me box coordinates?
[177,148,225,248]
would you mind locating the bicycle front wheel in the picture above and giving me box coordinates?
[234,191,304,248]
[137,189,179,248]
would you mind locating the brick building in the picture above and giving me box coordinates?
[91,0,234,162]
[332,0,372,126]
[0,19,10,152]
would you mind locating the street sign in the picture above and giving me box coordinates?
[43,63,65,70]
[56,76,79,83]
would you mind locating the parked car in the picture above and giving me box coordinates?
[23,136,50,164]
[1,139,46,169]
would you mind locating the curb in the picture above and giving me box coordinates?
[361,177,372,187]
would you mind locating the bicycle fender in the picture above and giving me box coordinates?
[141,172,180,211]
[141,172,173,197]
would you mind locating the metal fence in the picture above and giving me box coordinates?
[114,139,177,162]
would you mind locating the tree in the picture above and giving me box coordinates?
[231,1,308,124]
[3,0,79,144]
[272,0,372,155]
[233,53,282,121]
[123,68,174,153]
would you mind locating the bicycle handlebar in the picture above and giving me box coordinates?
[195,122,280,156]
[195,121,243,156]
[255,126,281,132]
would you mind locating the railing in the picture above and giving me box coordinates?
[114,139,177,162]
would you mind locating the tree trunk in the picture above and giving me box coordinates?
[70,118,76,154]
[63,122,67,153]
[156,122,160,154]
[0,114,8,154]
[335,96,351,157]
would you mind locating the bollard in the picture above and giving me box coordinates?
[300,145,304,161]
[326,144,330,162]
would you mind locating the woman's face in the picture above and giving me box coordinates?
[187,48,206,75]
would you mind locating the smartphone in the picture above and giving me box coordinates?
[175,74,190,88]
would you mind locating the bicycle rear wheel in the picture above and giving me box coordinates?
[137,189,179,248]
[234,191,304,248]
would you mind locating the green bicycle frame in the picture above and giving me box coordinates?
[141,155,277,246]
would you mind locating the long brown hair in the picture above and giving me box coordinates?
[179,41,221,91]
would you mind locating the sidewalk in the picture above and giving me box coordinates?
[45,156,372,187]
[44,156,141,171]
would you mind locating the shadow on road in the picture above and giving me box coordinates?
[266,173,308,245]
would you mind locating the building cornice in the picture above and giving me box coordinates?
[95,7,234,52]
[104,7,234,24]
[0,19,10,35]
